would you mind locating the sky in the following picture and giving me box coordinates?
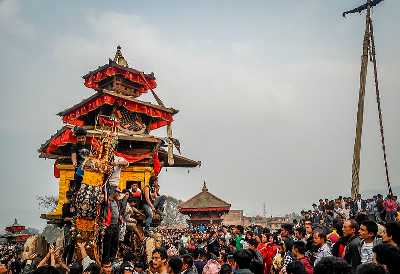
[0,0,399,229]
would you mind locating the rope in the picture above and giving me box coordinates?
[351,3,371,199]
[368,16,393,196]
[351,0,392,198]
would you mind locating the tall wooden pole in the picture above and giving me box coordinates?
[351,3,371,199]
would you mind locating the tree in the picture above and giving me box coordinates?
[37,195,58,211]
[161,196,188,227]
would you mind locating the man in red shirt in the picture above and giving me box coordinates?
[292,241,313,274]
[127,181,142,208]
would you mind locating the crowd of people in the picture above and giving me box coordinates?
[0,243,23,274]
[0,193,400,274]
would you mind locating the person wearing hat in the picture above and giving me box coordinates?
[70,126,89,194]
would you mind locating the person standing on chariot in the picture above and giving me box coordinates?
[61,191,75,264]
[143,176,166,232]
[70,126,90,194]
[103,189,123,263]
[107,154,129,196]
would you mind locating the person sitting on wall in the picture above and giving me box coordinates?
[143,176,166,231]
[124,197,145,242]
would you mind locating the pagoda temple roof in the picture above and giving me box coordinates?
[57,89,178,117]
[179,182,231,212]
[82,59,155,82]
[38,126,201,168]
[38,125,160,155]
[56,90,177,131]
[82,46,157,93]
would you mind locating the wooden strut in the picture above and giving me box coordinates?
[351,0,392,198]
[139,73,175,166]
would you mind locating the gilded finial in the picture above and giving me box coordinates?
[114,45,129,67]
[202,181,208,192]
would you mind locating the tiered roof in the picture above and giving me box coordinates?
[38,46,200,169]
[179,182,231,213]
[82,46,157,94]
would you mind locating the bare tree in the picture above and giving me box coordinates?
[161,196,188,226]
[37,195,58,211]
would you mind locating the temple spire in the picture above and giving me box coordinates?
[114,45,129,67]
[202,181,208,192]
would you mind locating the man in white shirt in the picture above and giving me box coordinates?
[313,230,332,266]
[108,155,129,195]
[359,220,381,264]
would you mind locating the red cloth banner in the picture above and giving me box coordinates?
[84,66,157,93]
[53,160,60,178]
[153,151,161,175]
[62,94,173,131]
[113,151,151,163]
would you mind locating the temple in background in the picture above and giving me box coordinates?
[178,182,231,225]
[0,219,36,243]
[178,183,289,229]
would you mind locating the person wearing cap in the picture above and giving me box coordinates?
[70,126,90,194]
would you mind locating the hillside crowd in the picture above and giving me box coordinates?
[0,193,400,274]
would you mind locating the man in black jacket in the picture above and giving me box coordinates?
[343,219,361,271]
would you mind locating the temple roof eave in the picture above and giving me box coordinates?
[179,206,231,213]
[57,89,179,117]
[178,184,231,210]
[82,59,156,80]
[37,126,201,168]
[38,125,161,153]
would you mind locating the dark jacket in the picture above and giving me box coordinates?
[235,269,254,274]
[344,236,361,271]
[194,260,206,274]
[351,200,367,216]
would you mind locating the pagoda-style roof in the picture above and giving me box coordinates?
[38,126,201,168]
[57,90,177,131]
[38,125,159,156]
[179,182,231,213]
[82,46,157,94]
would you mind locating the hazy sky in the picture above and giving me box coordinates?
[1,0,399,229]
